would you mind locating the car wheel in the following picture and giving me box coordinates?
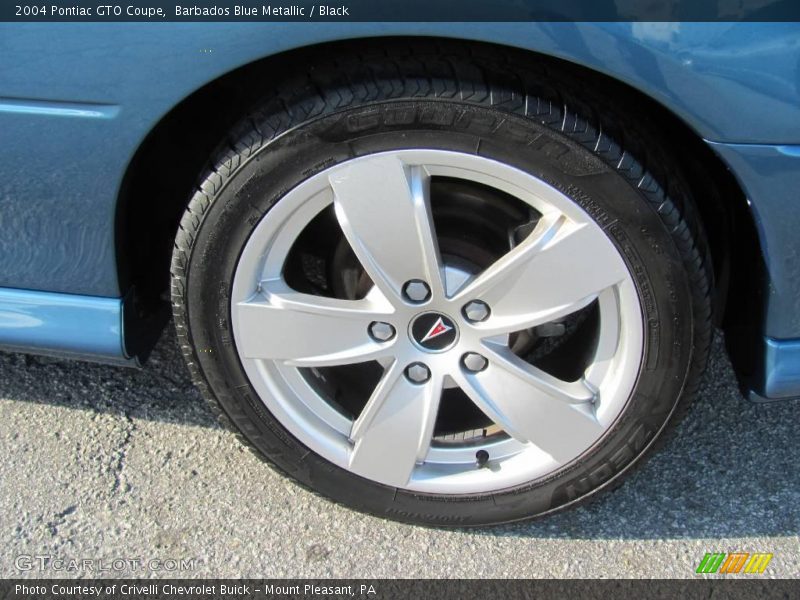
[171,44,712,526]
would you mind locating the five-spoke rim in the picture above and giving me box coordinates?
[231,150,644,494]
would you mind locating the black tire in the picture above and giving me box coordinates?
[171,42,712,526]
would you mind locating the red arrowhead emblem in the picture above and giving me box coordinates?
[420,317,453,343]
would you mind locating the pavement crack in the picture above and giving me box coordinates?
[111,413,137,497]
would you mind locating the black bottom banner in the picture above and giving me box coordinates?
[1,579,799,600]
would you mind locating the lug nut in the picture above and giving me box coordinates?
[368,321,395,342]
[462,353,488,373]
[402,279,431,303]
[405,362,431,384]
[463,300,491,322]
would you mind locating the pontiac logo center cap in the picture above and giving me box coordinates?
[411,313,458,352]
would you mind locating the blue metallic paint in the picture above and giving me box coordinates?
[705,140,800,400]
[0,97,119,119]
[0,287,131,364]
[706,142,800,340]
[757,338,800,401]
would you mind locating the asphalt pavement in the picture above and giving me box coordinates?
[0,327,798,579]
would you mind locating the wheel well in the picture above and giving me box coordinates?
[116,37,761,365]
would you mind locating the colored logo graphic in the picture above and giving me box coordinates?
[696,552,773,574]
[410,312,458,352]
[420,317,453,343]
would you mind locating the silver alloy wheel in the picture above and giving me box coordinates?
[231,150,644,494]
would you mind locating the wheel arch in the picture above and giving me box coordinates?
[115,36,762,386]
